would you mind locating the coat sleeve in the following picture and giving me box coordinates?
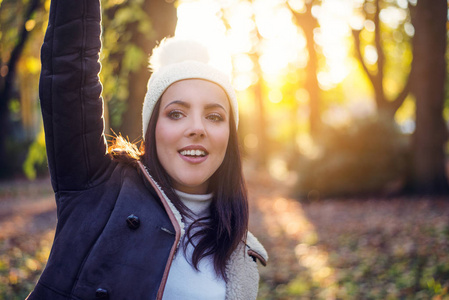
[40,0,111,192]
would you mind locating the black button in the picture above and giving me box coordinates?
[126,214,140,230]
[96,288,108,298]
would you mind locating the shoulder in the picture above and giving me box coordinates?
[245,231,268,266]
[225,231,268,300]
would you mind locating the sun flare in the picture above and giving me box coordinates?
[175,0,353,92]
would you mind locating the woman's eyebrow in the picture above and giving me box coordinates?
[205,103,228,113]
[165,100,228,113]
[164,100,190,110]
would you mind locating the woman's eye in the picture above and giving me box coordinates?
[168,110,184,120]
[207,114,224,122]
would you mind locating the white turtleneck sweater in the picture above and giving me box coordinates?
[162,190,226,300]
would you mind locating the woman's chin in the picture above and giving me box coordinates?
[173,179,209,194]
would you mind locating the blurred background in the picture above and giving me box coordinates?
[1,0,449,299]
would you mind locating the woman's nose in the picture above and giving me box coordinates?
[187,116,206,138]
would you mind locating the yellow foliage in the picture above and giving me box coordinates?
[25,258,38,271]
[23,125,47,180]
[25,19,36,31]
[25,56,41,74]
[394,96,415,125]
[45,0,51,11]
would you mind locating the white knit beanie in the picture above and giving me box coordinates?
[142,38,238,139]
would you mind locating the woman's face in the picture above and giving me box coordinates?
[155,79,230,194]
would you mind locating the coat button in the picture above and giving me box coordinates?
[126,214,140,230]
[95,288,108,298]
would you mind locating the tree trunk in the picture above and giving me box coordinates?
[409,0,449,194]
[253,66,268,168]
[0,0,42,177]
[303,17,321,136]
[119,0,177,141]
[291,2,321,137]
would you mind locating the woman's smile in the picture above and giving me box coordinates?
[155,79,230,194]
[178,145,208,163]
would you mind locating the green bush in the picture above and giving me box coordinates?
[293,117,410,198]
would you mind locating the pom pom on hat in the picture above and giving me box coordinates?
[149,38,210,72]
[142,37,238,139]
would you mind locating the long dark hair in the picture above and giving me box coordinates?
[110,97,249,279]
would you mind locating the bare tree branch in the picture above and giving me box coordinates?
[352,30,378,93]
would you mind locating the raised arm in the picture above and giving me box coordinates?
[40,0,110,192]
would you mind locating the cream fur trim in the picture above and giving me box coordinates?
[225,231,268,300]
[246,231,269,262]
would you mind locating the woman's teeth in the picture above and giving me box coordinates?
[180,150,206,157]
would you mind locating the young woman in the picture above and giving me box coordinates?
[27,0,267,299]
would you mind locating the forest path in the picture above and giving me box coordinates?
[245,171,449,299]
[1,175,449,299]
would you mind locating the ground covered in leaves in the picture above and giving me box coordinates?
[0,176,449,299]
